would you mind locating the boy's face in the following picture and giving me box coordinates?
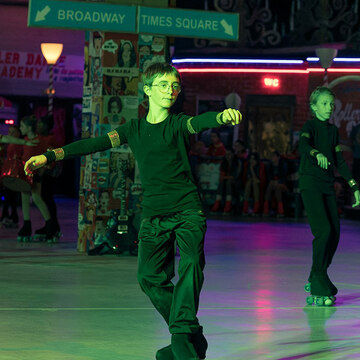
[312,93,335,121]
[146,73,181,110]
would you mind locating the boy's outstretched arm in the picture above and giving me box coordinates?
[24,129,122,175]
[187,108,242,135]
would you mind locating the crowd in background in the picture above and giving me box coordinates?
[189,125,360,218]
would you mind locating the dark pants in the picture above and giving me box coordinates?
[41,174,59,230]
[301,190,340,296]
[1,187,19,223]
[137,209,206,334]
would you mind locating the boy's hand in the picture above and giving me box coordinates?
[316,153,329,169]
[222,109,242,125]
[24,155,47,175]
[352,190,360,208]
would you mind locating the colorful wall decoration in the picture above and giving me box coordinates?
[77,31,167,252]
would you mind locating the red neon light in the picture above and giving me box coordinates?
[5,119,15,125]
[263,77,280,87]
[177,68,309,74]
[328,68,360,73]
[177,67,360,74]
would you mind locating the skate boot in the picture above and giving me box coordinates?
[305,274,335,306]
[305,275,337,303]
[223,200,232,214]
[45,219,60,244]
[210,200,221,212]
[33,225,48,242]
[17,220,32,242]
[171,334,199,360]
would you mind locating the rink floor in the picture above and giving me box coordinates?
[1,197,360,360]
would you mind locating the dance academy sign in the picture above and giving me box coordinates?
[0,50,83,83]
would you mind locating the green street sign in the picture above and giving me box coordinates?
[138,7,239,41]
[28,0,136,33]
[28,0,239,41]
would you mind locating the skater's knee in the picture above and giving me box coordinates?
[180,253,205,270]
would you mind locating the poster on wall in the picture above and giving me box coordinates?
[102,95,138,129]
[89,31,104,96]
[102,33,139,97]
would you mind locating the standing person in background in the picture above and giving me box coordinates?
[24,62,242,360]
[0,126,37,227]
[206,130,226,160]
[241,152,266,216]
[18,115,58,242]
[34,115,61,239]
[263,151,289,217]
[299,87,360,307]
[210,148,242,214]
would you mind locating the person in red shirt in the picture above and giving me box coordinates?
[18,115,57,242]
[206,131,226,160]
[1,125,38,227]
[34,115,62,237]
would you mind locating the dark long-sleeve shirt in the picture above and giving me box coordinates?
[44,112,223,217]
[299,117,358,194]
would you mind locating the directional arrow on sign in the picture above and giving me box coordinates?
[35,5,51,22]
[220,19,234,37]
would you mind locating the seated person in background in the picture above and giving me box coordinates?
[211,148,242,214]
[242,152,266,216]
[263,151,289,217]
[189,140,207,180]
[233,139,248,160]
[207,130,226,161]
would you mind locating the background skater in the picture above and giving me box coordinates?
[299,86,360,306]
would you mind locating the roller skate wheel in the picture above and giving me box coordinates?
[324,297,334,306]
[315,297,324,306]
[304,283,311,292]
[306,296,314,305]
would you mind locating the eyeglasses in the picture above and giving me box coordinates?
[151,82,181,94]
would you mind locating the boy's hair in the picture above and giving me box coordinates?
[20,115,38,133]
[142,62,181,86]
[309,86,335,115]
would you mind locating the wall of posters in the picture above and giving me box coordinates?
[78,32,167,252]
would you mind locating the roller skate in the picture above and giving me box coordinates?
[45,219,61,244]
[305,278,337,304]
[33,225,48,242]
[305,274,336,306]
[17,220,32,242]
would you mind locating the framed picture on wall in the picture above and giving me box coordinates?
[245,95,296,159]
